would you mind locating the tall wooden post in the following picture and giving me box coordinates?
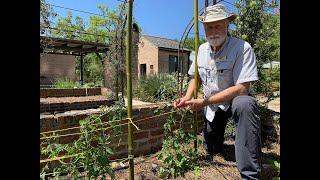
[126,0,134,179]
[193,0,200,153]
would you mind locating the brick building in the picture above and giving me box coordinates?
[138,35,191,78]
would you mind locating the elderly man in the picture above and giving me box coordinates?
[173,3,262,180]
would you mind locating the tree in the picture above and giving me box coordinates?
[40,0,57,28]
[232,0,280,99]
[181,37,206,51]
[49,4,128,86]
[40,0,57,53]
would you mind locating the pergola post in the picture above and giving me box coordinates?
[80,53,84,85]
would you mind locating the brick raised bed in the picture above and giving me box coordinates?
[40,104,204,161]
[40,97,115,113]
[40,88,103,98]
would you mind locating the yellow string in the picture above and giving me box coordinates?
[40,110,179,140]
[127,118,139,130]
[41,153,129,164]
[40,122,129,140]
[40,117,125,135]
[40,153,83,163]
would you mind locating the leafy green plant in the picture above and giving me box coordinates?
[269,159,280,178]
[157,109,199,178]
[272,160,280,171]
[52,78,81,89]
[224,118,236,139]
[40,100,125,179]
[263,67,280,92]
[83,81,103,88]
[134,73,189,103]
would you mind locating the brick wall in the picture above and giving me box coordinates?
[158,50,190,74]
[40,104,204,161]
[40,54,76,85]
[132,26,140,83]
[138,37,159,78]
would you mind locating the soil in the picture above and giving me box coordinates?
[266,97,280,113]
[110,139,280,180]
[42,95,280,179]
[40,95,108,104]
[256,96,280,113]
[52,139,279,180]
[40,96,156,107]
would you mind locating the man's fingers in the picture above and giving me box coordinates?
[174,99,182,108]
[177,100,184,107]
[174,98,194,108]
[185,100,197,111]
[184,100,194,106]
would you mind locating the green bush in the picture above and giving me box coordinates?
[133,73,188,103]
[255,67,280,93]
[269,67,280,82]
[268,67,280,92]
[83,81,103,88]
[52,78,81,89]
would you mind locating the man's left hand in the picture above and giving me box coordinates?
[185,99,206,111]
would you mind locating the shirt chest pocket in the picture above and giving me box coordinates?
[198,66,209,85]
[216,61,234,88]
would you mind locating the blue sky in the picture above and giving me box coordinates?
[47,0,238,40]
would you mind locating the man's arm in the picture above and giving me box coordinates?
[203,82,250,106]
[184,78,196,100]
[173,76,201,108]
[185,82,251,111]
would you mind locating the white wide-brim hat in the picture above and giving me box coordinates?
[199,4,237,23]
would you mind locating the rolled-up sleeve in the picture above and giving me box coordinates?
[233,43,258,85]
[188,59,195,76]
[188,44,204,76]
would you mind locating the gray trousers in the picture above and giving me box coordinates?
[203,95,262,180]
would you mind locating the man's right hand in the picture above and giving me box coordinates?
[173,97,189,109]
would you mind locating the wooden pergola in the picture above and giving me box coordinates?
[40,36,109,85]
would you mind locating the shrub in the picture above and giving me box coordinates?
[134,73,188,103]
[52,78,81,89]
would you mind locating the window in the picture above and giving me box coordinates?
[169,55,178,73]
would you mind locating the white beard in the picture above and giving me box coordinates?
[206,35,226,48]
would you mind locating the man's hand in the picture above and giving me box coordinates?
[185,99,206,111]
[173,97,190,109]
